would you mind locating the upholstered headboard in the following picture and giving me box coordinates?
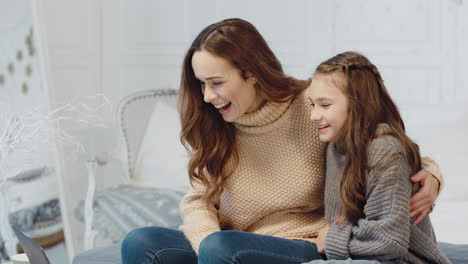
[117,89,179,180]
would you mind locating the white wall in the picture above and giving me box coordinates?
[40,0,468,257]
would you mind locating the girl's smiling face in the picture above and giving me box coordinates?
[191,50,265,123]
[308,73,349,142]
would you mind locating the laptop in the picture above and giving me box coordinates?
[12,227,51,264]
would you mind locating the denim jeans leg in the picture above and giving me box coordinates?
[198,230,324,264]
[121,226,197,264]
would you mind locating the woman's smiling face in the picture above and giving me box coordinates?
[191,50,265,123]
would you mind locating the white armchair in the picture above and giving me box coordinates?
[74,89,191,252]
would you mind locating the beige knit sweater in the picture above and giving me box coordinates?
[179,89,442,253]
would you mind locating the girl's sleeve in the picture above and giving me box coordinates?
[325,139,413,260]
[179,180,221,254]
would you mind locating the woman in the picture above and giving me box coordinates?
[121,18,442,264]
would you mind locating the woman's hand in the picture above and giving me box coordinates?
[409,170,440,226]
[316,224,330,254]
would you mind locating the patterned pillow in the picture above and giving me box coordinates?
[9,199,62,236]
[74,185,184,243]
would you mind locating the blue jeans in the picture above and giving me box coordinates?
[121,227,324,264]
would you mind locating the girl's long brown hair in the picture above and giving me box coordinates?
[314,51,421,224]
[178,18,309,204]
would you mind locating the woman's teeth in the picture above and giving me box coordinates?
[215,102,231,109]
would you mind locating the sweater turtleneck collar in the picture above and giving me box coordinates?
[234,99,292,128]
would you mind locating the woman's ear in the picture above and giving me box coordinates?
[245,72,257,84]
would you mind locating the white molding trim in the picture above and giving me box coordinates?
[31,0,76,262]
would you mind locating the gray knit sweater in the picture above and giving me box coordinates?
[324,124,451,264]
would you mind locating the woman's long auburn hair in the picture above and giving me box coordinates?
[178,18,310,205]
[314,51,422,224]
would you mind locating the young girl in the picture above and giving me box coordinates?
[308,51,451,263]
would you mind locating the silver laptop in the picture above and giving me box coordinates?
[12,227,51,264]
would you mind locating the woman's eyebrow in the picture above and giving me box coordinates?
[205,76,223,80]
[315,97,330,102]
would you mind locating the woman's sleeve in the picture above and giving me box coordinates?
[325,141,413,260]
[179,180,221,254]
[421,156,444,193]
